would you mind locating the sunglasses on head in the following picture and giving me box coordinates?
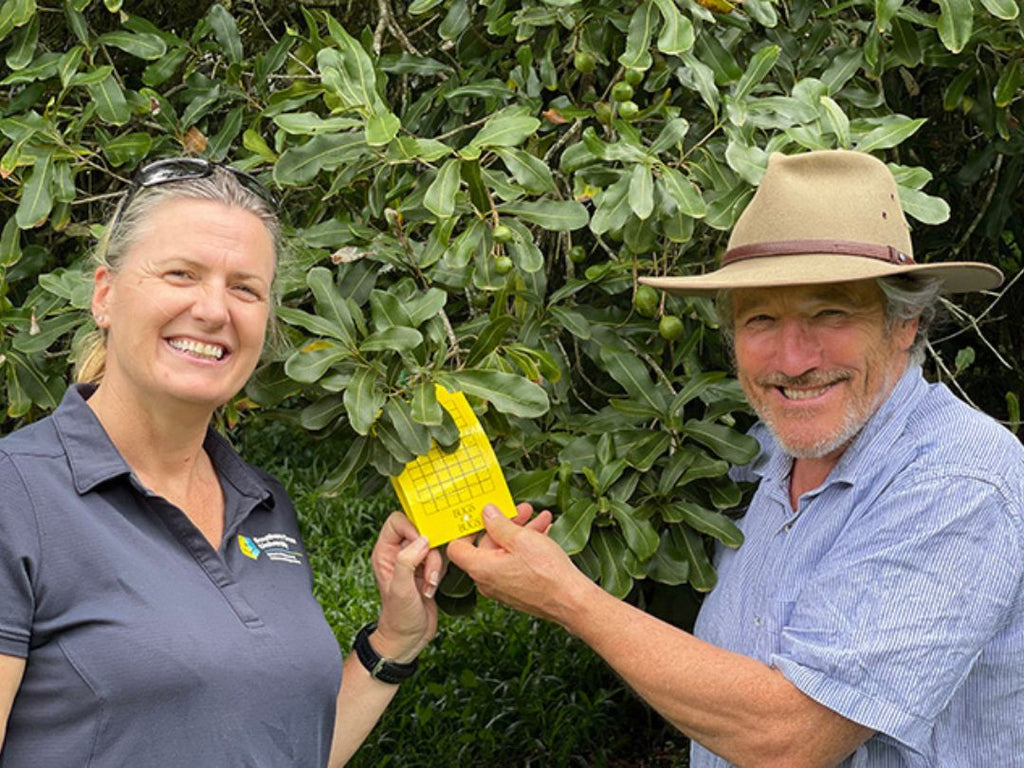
[109,158,279,233]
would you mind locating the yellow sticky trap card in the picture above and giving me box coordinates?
[391,387,516,547]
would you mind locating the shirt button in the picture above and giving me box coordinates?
[754,617,761,627]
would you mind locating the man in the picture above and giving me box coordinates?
[447,150,1024,766]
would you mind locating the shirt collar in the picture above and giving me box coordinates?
[53,383,273,506]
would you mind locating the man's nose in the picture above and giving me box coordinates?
[774,318,822,376]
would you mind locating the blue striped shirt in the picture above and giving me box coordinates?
[692,366,1024,766]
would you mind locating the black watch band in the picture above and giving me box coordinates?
[353,621,418,684]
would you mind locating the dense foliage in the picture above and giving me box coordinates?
[2,0,1021,620]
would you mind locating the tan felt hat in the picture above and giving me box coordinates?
[640,150,1003,296]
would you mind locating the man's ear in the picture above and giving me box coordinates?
[896,316,920,352]
[91,266,112,328]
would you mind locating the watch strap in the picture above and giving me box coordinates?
[353,621,418,684]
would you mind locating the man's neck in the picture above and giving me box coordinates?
[789,453,843,511]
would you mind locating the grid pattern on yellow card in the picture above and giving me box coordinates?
[391,388,516,547]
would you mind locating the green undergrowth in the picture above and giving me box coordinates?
[236,419,688,767]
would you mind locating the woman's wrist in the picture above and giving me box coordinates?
[367,624,422,664]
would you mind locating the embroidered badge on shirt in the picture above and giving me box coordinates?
[237,533,304,564]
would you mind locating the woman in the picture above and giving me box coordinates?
[0,159,443,766]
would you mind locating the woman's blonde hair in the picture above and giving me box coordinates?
[75,165,281,384]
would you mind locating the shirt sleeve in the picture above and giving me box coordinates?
[0,453,40,658]
[770,469,1023,754]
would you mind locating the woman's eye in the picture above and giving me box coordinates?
[233,284,263,300]
[165,270,193,281]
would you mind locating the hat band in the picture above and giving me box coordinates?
[722,239,915,267]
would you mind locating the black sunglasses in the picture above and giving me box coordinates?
[109,158,279,233]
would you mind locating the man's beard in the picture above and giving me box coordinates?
[744,368,888,460]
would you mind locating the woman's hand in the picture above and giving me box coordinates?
[368,512,444,663]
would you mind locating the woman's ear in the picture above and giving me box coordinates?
[91,266,112,328]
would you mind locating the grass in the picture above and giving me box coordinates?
[236,421,689,767]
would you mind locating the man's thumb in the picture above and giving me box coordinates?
[481,504,518,545]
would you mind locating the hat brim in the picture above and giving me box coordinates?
[639,254,1004,296]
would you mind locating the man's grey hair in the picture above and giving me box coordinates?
[715,276,944,366]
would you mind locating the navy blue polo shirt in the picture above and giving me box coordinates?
[0,385,342,767]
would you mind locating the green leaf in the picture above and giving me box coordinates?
[591,528,634,598]
[180,84,222,128]
[470,108,541,150]
[361,326,423,352]
[819,96,851,148]
[590,173,631,235]
[854,116,926,152]
[625,432,672,472]
[734,45,779,101]
[658,166,707,218]
[507,467,556,505]
[668,502,743,548]
[497,200,589,231]
[16,152,53,229]
[86,73,130,125]
[299,394,346,431]
[411,382,443,427]
[629,164,655,220]
[5,11,37,70]
[97,30,167,60]
[819,49,862,95]
[724,140,767,186]
[424,158,462,219]
[438,0,470,40]
[651,0,694,55]
[405,289,448,326]
[12,313,82,354]
[650,117,690,155]
[57,45,84,88]
[682,419,760,465]
[385,398,432,457]
[103,133,154,167]
[344,365,383,435]
[308,266,357,345]
[369,290,413,330]
[979,0,1019,19]
[319,20,382,114]
[678,524,717,591]
[366,110,401,147]
[897,185,950,225]
[550,500,597,555]
[936,0,972,53]
[207,4,242,63]
[609,498,659,560]
[547,305,592,340]
[493,147,554,194]
[874,0,903,32]
[321,436,370,494]
[648,528,690,585]
[274,133,367,185]
[438,369,549,418]
[599,347,666,414]
[994,59,1021,108]
[466,316,514,367]
[1,215,22,266]
[274,112,363,135]
[277,306,352,344]
[283,340,350,383]
[619,1,655,70]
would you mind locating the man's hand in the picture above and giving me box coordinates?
[447,503,594,627]
[370,512,444,662]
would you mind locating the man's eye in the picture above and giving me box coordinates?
[816,309,847,319]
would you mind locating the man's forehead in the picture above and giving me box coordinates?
[731,280,883,311]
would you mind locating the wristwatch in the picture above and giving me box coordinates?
[353,621,418,684]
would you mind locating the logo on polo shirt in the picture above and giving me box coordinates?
[237,533,304,565]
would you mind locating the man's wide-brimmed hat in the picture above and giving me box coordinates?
[640,150,1003,296]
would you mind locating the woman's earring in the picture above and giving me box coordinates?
[94,314,107,326]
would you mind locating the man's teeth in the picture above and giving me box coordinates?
[169,339,225,359]
[781,385,831,400]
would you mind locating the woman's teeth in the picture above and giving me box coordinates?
[169,339,225,360]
